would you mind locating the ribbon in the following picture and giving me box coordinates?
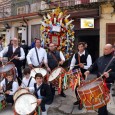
[63,75,67,89]
[38,106,41,115]
[58,76,62,94]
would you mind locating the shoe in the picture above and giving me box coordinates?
[112,94,115,97]
[78,103,83,110]
[60,93,66,97]
[73,101,80,105]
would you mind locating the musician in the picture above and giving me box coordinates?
[21,67,36,88]
[0,72,19,104]
[47,43,66,97]
[26,39,50,71]
[0,38,25,86]
[85,44,115,115]
[69,42,92,109]
[28,73,52,115]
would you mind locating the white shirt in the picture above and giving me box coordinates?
[0,79,19,95]
[70,50,92,70]
[0,46,25,60]
[29,83,43,99]
[27,47,47,66]
[21,76,36,88]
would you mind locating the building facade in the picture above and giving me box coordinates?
[0,0,114,60]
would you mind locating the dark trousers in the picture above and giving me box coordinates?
[98,83,111,115]
[5,95,14,104]
[98,105,108,115]
[40,102,46,112]
[16,66,22,86]
[75,85,80,101]
[22,59,26,69]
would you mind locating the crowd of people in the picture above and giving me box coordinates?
[0,37,115,115]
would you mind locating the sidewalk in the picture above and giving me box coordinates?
[0,74,115,115]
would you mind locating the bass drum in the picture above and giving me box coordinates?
[0,62,16,78]
[77,78,110,110]
[13,88,29,101]
[14,93,38,115]
[48,67,67,89]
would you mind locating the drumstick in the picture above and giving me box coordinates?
[31,102,37,104]
[68,63,86,68]
[31,66,37,74]
[100,69,112,78]
[93,69,112,83]
[2,55,17,67]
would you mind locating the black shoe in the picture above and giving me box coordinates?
[78,103,83,110]
[112,94,115,97]
[73,101,80,105]
[60,93,66,97]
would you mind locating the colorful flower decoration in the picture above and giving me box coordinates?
[40,7,75,59]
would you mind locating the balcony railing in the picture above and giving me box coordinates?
[0,0,113,18]
[42,0,109,9]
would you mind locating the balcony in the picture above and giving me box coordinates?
[40,0,114,13]
[0,0,114,21]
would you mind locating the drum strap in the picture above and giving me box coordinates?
[27,77,32,87]
[35,47,41,67]
[78,53,80,64]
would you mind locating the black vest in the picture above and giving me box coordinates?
[5,78,13,91]
[47,51,61,70]
[34,83,53,104]
[7,46,22,66]
[74,51,89,74]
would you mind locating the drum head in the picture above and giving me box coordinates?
[30,68,47,78]
[0,62,15,73]
[13,88,29,101]
[14,93,37,115]
[78,79,102,91]
[48,67,63,82]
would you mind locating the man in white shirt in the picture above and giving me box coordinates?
[27,39,50,71]
[0,72,19,104]
[21,67,36,88]
[0,38,25,85]
[70,42,92,109]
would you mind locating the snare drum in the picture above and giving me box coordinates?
[48,67,66,89]
[0,94,6,110]
[13,88,29,101]
[30,68,47,78]
[77,78,110,110]
[14,93,38,115]
[0,62,15,78]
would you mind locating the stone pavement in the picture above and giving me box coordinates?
[0,74,115,115]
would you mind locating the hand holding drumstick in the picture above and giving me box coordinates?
[84,69,112,80]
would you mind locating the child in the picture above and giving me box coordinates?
[0,72,19,104]
[28,73,53,115]
[21,67,35,88]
